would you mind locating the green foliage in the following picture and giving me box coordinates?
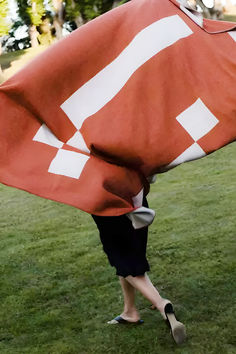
[17,0,46,26]
[0,0,10,37]
[65,0,107,23]
[82,0,127,20]
[17,0,31,26]
[5,0,129,51]
[38,17,54,45]
[65,0,81,22]
[65,0,129,24]
[28,0,46,26]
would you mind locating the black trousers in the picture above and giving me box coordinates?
[92,198,150,277]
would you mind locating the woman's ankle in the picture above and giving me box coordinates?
[155,298,172,319]
[121,307,140,321]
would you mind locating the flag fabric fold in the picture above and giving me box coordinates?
[0,0,235,222]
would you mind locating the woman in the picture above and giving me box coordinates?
[92,197,186,345]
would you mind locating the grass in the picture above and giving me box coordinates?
[223,15,236,22]
[0,49,27,70]
[0,46,49,83]
[0,142,235,354]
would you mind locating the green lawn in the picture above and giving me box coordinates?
[0,46,49,83]
[224,14,236,22]
[0,142,235,354]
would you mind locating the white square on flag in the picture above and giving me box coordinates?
[67,131,90,153]
[33,124,64,148]
[48,149,89,179]
[168,142,206,167]
[176,98,219,141]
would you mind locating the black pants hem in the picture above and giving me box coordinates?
[92,198,150,277]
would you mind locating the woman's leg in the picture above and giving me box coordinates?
[114,273,186,344]
[118,276,140,322]
[125,273,169,318]
[116,273,168,320]
[124,273,186,344]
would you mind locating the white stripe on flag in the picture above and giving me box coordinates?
[61,15,193,130]
[229,31,236,42]
[132,188,144,208]
[180,5,203,28]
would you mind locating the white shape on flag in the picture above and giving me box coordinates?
[67,131,90,153]
[176,98,219,141]
[168,142,206,168]
[61,15,193,130]
[180,5,203,28]
[33,124,63,148]
[132,188,144,208]
[167,98,219,168]
[48,149,89,179]
[229,31,236,42]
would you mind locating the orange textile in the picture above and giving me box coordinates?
[0,0,235,216]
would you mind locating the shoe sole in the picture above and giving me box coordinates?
[166,313,186,344]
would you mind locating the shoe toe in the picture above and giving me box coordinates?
[172,322,186,344]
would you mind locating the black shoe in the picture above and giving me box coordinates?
[164,303,186,345]
[107,315,144,325]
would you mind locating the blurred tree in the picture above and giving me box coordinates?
[38,15,54,45]
[189,0,223,19]
[0,0,11,72]
[51,0,64,39]
[2,19,30,51]
[2,0,129,52]
[65,0,82,27]
[65,0,130,29]
[17,0,46,47]
[0,0,9,39]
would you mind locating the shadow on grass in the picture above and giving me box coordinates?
[0,50,26,71]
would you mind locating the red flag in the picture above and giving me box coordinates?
[0,0,235,221]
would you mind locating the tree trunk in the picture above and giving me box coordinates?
[52,0,64,39]
[53,18,63,39]
[29,25,39,47]
[74,14,85,28]
[29,1,39,47]
[0,41,4,83]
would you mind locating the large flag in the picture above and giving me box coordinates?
[0,0,235,225]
